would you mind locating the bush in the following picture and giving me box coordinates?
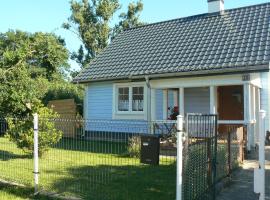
[127,136,141,158]
[6,107,62,157]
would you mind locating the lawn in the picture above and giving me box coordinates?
[0,184,57,200]
[0,137,176,200]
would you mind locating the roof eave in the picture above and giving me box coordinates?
[73,64,270,84]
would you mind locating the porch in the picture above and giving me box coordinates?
[148,73,261,152]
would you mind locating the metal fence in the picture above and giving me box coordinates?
[0,117,34,187]
[181,115,246,200]
[0,115,246,200]
[182,114,218,200]
[216,124,246,181]
[0,117,177,200]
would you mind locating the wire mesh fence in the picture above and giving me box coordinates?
[182,114,246,200]
[0,117,177,200]
[216,124,246,181]
[182,114,218,200]
[0,115,247,200]
[0,118,34,187]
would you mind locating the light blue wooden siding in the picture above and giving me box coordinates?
[85,82,148,133]
[156,89,163,120]
[184,87,210,114]
[260,72,270,131]
[84,83,210,133]
[86,82,113,120]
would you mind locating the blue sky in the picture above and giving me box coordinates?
[0,0,268,70]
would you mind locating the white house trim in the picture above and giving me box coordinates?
[179,88,184,117]
[112,82,147,120]
[84,86,89,119]
[150,73,261,89]
[244,83,252,150]
[210,86,217,114]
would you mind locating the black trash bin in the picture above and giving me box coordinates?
[140,135,160,165]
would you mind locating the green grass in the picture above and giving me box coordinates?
[0,137,176,200]
[0,184,57,200]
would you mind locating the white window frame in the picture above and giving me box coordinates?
[113,82,147,120]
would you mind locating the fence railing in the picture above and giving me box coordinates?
[181,114,218,200]
[216,124,246,180]
[0,117,177,200]
[0,114,253,200]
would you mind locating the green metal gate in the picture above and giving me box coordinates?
[182,114,218,200]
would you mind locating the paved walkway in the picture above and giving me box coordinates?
[217,146,270,200]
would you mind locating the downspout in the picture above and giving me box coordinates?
[145,76,152,133]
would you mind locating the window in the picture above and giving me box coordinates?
[116,85,144,113]
[132,87,144,111]
[118,87,129,111]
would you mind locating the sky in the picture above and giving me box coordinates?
[0,0,269,70]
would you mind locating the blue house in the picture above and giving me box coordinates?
[74,0,270,150]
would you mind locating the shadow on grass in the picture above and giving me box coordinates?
[0,150,31,161]
[0,183,56,200]
[53,138,128,155]
[46,163,176,200]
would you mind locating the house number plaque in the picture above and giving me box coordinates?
[242,74,250,81]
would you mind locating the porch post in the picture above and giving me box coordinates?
[210,86,217,114]
[163,89,168,120]
[251,85,256,147]
[179,88,184,117]
[255,87,261,143]
[244,83,252,151]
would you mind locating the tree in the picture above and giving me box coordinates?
[112,1,144,39]
[0,30,71,117]
[63,0,120,67]
[64,0,144,67]
[0,30,70,80]
[0,66,48,117]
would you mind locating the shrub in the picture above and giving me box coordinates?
[127,136,141,158]
[6,107,62,157]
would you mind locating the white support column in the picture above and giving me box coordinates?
[210,86,217,114]
[176,115,184,200]
[151,89,156,121]
[244,83,252,151]
[179,88,184,117]
[163,89,168,120]
[255,87,261,143]
[254,110,266,200]
[251,85,256,147]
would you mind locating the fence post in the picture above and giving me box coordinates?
[207,138,212,187]
[227,132,231,176]
[176,115,184,200]
[254,110,266,200]
[33,113,39,194]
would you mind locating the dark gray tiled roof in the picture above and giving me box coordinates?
[74,2,270,83]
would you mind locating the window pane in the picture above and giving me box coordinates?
[118,87,129,111]
[132,87,144,111]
